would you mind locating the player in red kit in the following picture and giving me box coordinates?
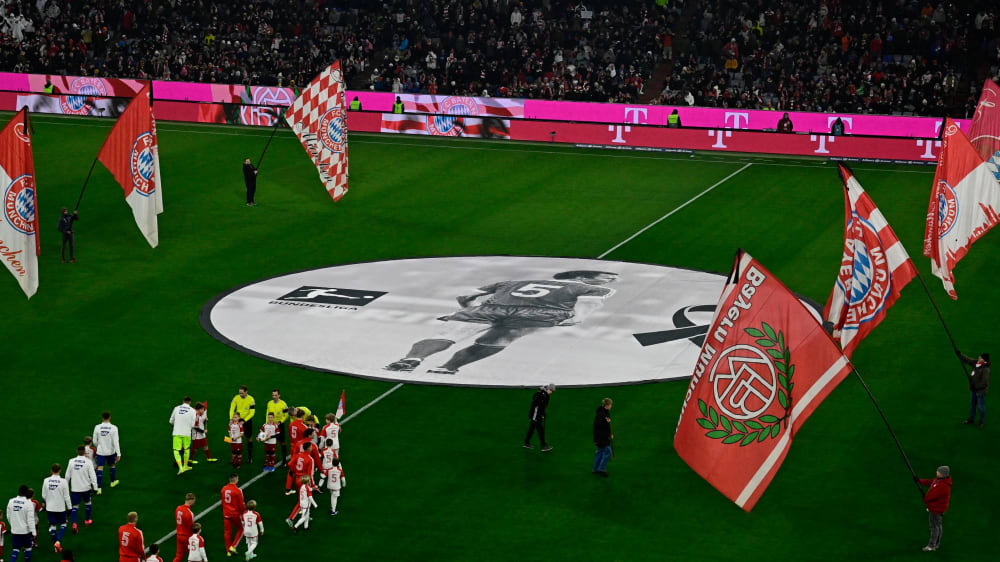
[173,493,196,562]
[284,445,315,495]
[117,511,145,562]
[287,410,307,453]
[220,473,245,556]
[296,431,322,474]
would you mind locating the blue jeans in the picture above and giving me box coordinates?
[593,445,612,472]
[969,392,986,424]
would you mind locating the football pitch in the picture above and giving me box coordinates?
[5,112,999,561]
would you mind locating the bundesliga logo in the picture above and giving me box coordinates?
[936,180,959,238]
[3,174,36,235]
[837,216,891,325]
[129,132,156,196]
[428,96,480,136]
[710,345,777,421]
[61,77,109,115]
[319,108,346,153]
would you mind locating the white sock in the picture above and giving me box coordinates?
[330,495,338,512]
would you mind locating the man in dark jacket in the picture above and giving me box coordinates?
[957,350,989,427]
[917,465,952,552]
[777,112,794,133]
[243,158,258,206]
[592,398,613,477]
[57,207,78,263]
[523,384,554,451]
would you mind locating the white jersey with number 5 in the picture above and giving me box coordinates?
[241,510,263,538]
[187,534,207,561]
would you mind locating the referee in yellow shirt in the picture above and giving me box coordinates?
[229,385,256,463]
[266,388,290,464]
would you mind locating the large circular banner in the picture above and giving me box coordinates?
[202,256,739,388]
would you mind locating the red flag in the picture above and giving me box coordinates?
[968,79,1000,167]
[336,391,346,420]
[923,118,1000,299]
[823,165,917,357]
[97,83,162,247]
[674,250,852,511]
[284,61,349,201]
[0,108,39,298]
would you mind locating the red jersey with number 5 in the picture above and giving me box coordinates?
[118,522,145,559]
[220,483,245,518]
[478,280,613,310]
[175,504,194,539]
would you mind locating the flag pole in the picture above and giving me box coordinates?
[849,366,924,499]
[912,271,969,377]
[255,109,283,171]
[74,157,100,211]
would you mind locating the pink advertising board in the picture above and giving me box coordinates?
[0,72,967,139]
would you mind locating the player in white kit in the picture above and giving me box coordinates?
[5,486,37,561]
[169,398,197,474]
[92,411,121,493]
[240,500,264,560]
[187,522,207,561]
[320,414,341,457]
[41,463,72,552]
[66,445,98,532]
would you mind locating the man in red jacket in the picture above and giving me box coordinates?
[173,493,196,562]
[117,511,145,562]
[917,465,952,552]
[221,473,245,556]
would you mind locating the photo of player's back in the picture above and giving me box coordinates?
[205,256,733,387]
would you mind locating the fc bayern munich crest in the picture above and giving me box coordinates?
[240,87,294,126]
[836,216,891,325]
[129,132,156,196]
[61,77,109,115]
[935,180,959,238]
[319,107,346,153]
[427,96,480,136]
[4,174,36,235]
[13,123,30,144]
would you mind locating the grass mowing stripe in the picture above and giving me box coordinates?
[151,383,405,547]
[598,162,754,259]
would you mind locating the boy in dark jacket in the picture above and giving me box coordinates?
[917,466,952,552]
[592,398,613,476]
[957,351,989,427]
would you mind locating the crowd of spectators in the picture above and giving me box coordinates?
[0,0,997,115]
[0,0,673,104]
[656,0,1000,117]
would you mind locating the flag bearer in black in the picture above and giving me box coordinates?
[524,384,554,451]
[243,158,258,206]
[57,207,78,263]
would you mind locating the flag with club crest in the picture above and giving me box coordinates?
[97,83,162,247]
[824,165,917,357]
[968,78,1000,184]
[674,250,853,511]
[0,108,40,298]
[284,61,349,201]
[336,390,346,419]
[923,118,1000,299]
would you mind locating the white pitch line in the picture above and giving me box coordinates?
[151,382,405,546]
[597,162,754,259]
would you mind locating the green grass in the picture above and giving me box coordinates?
[3,113,999,561]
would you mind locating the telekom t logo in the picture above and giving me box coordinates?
[609,107,648,143]
[916,120,944,159]
[707,112,749,148]
[810,135,834,154]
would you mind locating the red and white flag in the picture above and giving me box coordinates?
[0,109,39,298]
[335,390,346,420]
[923,118,1000,299]
[968,78,1000,183]
[380,114,511,138]
[97,83,162,247]
[824,165,917,357]
[285,61,349,201]
[674,250,852,511]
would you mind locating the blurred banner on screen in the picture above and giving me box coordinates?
[381,114,511,139]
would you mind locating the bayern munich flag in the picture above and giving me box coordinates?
[285,61,349,201]
[968,78,1000,181]
[674,250,852,511]
[97,83,163,248]
[923,118,1000,299]
[823,165,917,357]
[0,109,40,298]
